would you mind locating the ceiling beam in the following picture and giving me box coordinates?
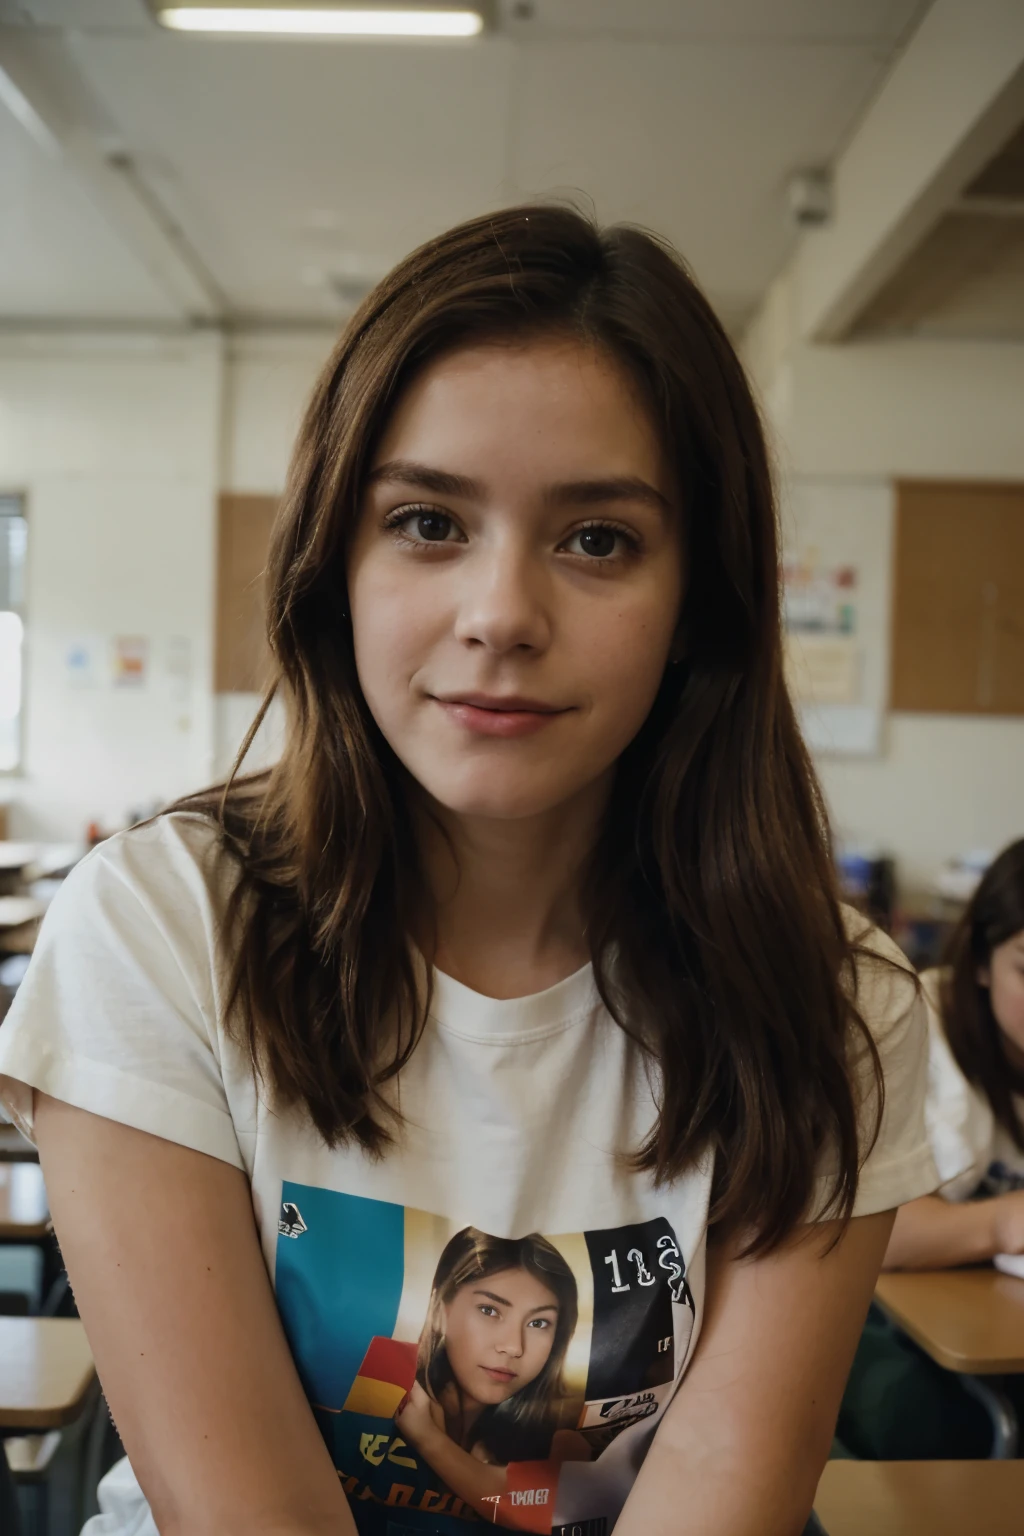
[0,27,225,323]
[792,0,1024,343]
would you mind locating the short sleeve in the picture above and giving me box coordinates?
[814,915,938,1219]
[918,969,994,1201]
[0,816,244,1170]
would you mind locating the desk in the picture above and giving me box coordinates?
[875,1268,1024,1457]
[0,1317,96,1535]
[0,897,44,957]
[814,1459,1024,1536]
[0,1318,95,1431]
[0,1124,37,1163]
[875,1269,1024,1374]
[0,1163,48,1241]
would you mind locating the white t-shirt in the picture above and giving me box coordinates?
[0,814,937,1536]
[920,968,1024,1203]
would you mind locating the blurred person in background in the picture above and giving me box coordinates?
[839,837,1024,1460]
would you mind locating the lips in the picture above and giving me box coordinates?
[480,1365,518,1383]
[432,693,571,739]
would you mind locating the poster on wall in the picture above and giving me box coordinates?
[783,550,862,709]
[112,635,149,688]
[783,550,858,637]
[64,636,102,689]
[781,480,890,760]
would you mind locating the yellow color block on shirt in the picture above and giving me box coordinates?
[343,1376,407,1419]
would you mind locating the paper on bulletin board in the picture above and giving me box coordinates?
[64,636,102,689]
[798,704,882,757]
[112,635,149,688]
[784,633,860,705]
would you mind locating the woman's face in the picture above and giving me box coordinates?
[986,927,1024,1057]
[347,336,683,823]
[441,1265,561,1408]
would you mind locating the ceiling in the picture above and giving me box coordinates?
[853,120,1024,341]
[0,0,932,330]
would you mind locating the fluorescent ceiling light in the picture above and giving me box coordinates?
[157,7,484,36]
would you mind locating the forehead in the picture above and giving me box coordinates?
[461,1265,559,1306]
[371,337,669,491]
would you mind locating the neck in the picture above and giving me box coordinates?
[414,774,612,999]
[441,1382,484,1446]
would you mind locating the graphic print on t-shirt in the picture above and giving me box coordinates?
[274,1185,695,1535]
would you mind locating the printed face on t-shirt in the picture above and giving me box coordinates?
[346,336,684,825]
[442,1267,560,1407]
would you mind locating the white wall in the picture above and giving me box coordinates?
[213,331,334,779]
[0,327,333,840]
[0,331,222,839]
[746,274,1024,894]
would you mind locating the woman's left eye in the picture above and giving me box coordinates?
[561,524,635,560]
[527,1317,551,1329]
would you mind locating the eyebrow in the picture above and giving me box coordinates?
[473,1288,558,1315]
[366,459,670,517]
[366,459,483,500]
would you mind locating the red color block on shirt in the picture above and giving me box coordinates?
[489,1460,560,1534]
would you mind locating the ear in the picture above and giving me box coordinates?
[977,965,991,988]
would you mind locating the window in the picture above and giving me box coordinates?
[0,495,27,772]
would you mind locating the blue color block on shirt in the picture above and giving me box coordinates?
[275,1182,405,1410]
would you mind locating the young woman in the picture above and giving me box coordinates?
[837,839,1024,1461]
[0,206,935,1536]
[884,837,1024,1271]
[396,1227,584,1519]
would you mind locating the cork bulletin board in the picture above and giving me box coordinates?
[214,493,278,694]
[891,480,1024,716]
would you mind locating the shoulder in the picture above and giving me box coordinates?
[55,812,236,928]
[36,811,243,996]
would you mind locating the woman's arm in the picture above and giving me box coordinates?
[884,1190,1024,1270]
[615,1209,894,1536]
[395,1383,505,1518]
[34,1093,356,1536]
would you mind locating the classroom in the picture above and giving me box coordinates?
[1,2,1024,1534]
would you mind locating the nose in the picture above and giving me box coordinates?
[494,1326,525,1360]
[452,542,552,657]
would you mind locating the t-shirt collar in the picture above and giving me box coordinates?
[428,960,599,1043]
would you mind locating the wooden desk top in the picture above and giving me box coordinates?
[0,1318,95,1430]
[0,1122,38,1162]
[0,896,45,929]
[0,1162,48,1240]
[814,1459,1024,1536]
[875,1267,1024,1374]
[0,844,37,873]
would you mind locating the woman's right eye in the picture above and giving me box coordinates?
[386,506,464,544]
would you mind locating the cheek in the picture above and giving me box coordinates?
[444,1307,482,1366]
[350,567,440,704]
[522,1327,555,1375]
[993,969,1024,1040]
[582,605,675,728]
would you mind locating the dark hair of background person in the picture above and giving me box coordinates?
[180,203,886,1256]
[416,1227,578,1461]
[940,838,1024,1151]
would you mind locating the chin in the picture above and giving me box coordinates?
[425,767,586,822]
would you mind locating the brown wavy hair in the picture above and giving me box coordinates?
[940,838,1024,1151]
[416,1228,578,1462]
[187,203,883,1254]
